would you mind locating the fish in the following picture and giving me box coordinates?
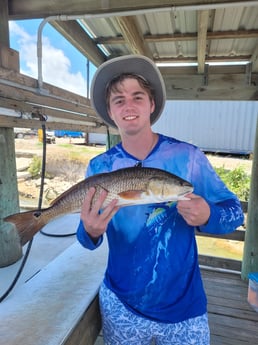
[4,167,193,246]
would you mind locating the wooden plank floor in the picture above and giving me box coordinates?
[94,269,258,344]
[202,268,258,344]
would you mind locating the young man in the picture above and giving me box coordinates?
[77,55,244,345]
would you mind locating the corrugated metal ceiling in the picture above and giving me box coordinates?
[79,4,258,64]
[3,0,258,104]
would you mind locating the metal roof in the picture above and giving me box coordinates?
[4,0,258,100]
[1,1,258,133]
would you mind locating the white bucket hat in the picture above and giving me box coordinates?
[90,55,166,128]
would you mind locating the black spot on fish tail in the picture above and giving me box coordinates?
[33,211,42,218]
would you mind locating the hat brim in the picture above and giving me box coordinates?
[90,55,166,128]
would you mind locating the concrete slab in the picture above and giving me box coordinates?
[0,217,108,345]
[0,213,80,296]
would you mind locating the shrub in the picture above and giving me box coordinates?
[215,166,250,201]
[28,156,42,178]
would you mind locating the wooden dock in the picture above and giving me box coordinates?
[203,268,258,345]
[94,268,258,345]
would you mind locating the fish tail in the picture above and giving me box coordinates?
[4,210,48,246]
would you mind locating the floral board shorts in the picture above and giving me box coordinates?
[99,282,210,345]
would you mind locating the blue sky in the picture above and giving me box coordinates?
[9,19,97,96]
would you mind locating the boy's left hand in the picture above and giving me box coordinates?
[177,193,210,226]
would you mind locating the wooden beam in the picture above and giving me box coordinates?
[159,64,248,75]
[0,67,98,119]
[50,20,106,67]
[115,16,152,58]
[242,118,258,280]
[251,45,258,72]
[196,229,245,242]
[95,29,258,45]
[0,0,9,46]
[197,10,209,73]
[164,84,258,100]
[163,73,258,100]
[7,0,258,20]
[0,115,115,134]
[199,255,241,271]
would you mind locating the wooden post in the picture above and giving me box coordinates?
[0,129,22,266]
[0,0,9,46]
[107,133,121,149]
[0,1,22,266]
[242,117,258,280]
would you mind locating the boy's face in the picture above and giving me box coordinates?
[107,78,155,134]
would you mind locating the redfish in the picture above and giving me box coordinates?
[4,167,193,245]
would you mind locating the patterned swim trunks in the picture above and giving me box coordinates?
[99,282,210,345]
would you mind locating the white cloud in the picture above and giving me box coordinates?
[9,21,87,96]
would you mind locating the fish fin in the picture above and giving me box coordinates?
[118,190,145,200]
[49,178,87,206]
[4,209,48,246]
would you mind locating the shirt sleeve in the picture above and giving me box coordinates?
[197,198,244,234]
[190,147,244,234]
[76,220,103,250]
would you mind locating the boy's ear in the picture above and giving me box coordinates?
[107,108,113,120]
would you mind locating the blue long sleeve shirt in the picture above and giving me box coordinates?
[77,134,244,323]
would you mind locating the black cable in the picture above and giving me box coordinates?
[0,240,33,303]
[39,123,76,238]
[39,230,76,238]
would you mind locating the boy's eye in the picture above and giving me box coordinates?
[115,99,124,105]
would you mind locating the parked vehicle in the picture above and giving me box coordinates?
[46,131,56,144]
[54,130,84,138]
[14,128,37,139]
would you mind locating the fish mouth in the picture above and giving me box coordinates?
[177,185,193,197]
